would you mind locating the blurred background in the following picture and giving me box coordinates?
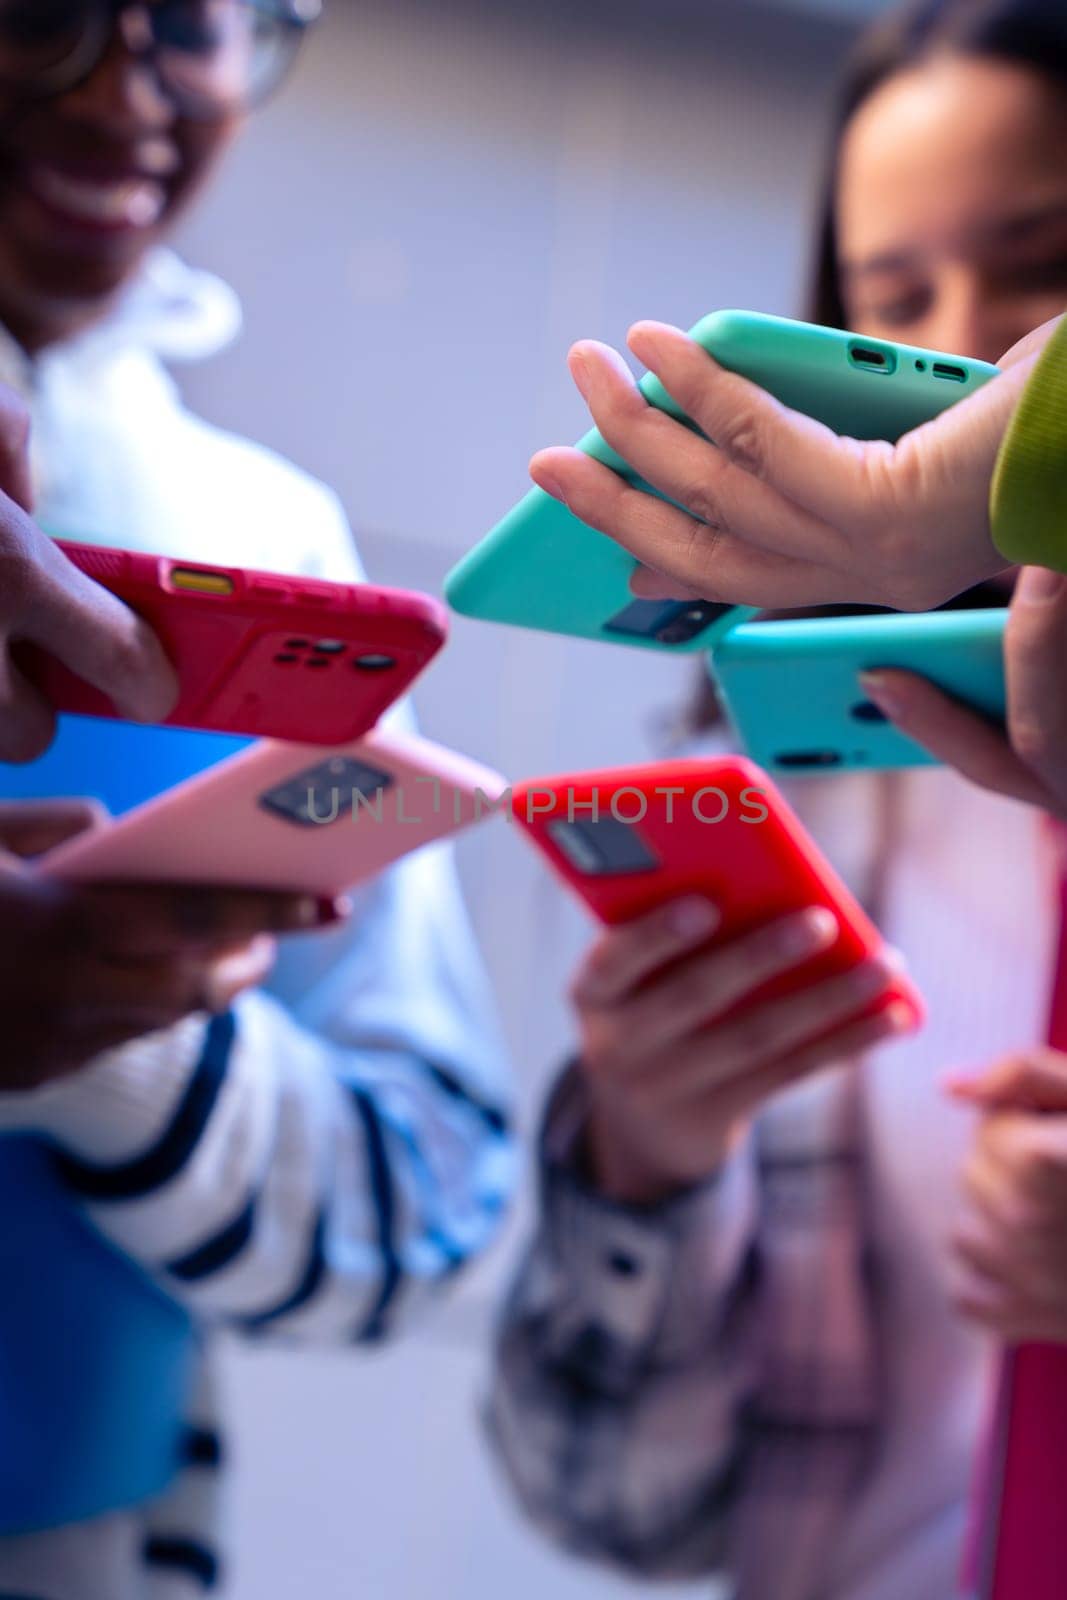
[172,1,885,1594]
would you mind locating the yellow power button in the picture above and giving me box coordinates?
[171,568,235,596]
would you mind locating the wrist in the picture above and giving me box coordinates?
[990,316,1067,571]
[582,1087,737,1207]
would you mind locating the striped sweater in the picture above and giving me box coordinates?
[0,250,515,1596]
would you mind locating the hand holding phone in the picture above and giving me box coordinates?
[858,566,1067,814]
[446,309,1001,650]
[513,755,923,1203]
[570,896,907,1205]
[0,798,340,1092]
[15,541,448,745]
[710,609,1007,774]
[2,530,178,764]
[527,312,1024,613]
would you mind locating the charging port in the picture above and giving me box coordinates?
[848,342,896,374]
[932,362,966,382]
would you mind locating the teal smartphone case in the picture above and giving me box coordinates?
[444,310,999,653]
[709,609,1007,773]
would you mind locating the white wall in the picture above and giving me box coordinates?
[173,2,854,1595]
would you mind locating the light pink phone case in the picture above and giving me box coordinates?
[41,727,508,895]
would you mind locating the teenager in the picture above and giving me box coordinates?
[0,6,513,1595]
[489,7,1067,1598]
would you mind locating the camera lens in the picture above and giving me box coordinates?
[850,699,888,723]
[774,751,843,769]
[655,601,733,645]
[353,654,397,672]
[655,622,690,645]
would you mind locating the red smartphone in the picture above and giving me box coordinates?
[15,540,449,745]
[511,755,924,1028]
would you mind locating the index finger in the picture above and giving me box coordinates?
[570,896,720,1008]
[1003,565,1067,810]
[3,516,179,724]
[530,445,854,607]
[72,882,349,959]
[626,321,872,528]
[0,798,108,858]
[857,667,1049,810]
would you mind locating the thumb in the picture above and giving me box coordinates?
[943,1049,1067,1112]
[0,390,34,514]
[996,311,1065,373]
[0,798,109,860]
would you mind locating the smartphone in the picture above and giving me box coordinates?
[511,755,924,1027]
[709,610,1007,774]
[15,540,449,745]
[444,310,999,653]
[41,726,506,895]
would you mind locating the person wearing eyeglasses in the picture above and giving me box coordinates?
[0,7,513,1598]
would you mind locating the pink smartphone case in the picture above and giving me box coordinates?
[40,727,507,896]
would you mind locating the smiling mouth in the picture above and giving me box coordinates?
[26,165,168,230]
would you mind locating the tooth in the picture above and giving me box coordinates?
[33,168,165,227]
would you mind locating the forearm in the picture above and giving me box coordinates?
[24,842,514,1340]
[487,1071,760,1579]
[10,967,512,1346]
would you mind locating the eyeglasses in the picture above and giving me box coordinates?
[0,0,322,118]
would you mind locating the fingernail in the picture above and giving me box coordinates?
[292,895,349,928]
[116,644,180,723]
[293,896,321,926]
[569,351,592,400]
[244,933,278,967]
[858,672,905,723]
[315,894,351,927]
[119,686,172,725]
[783,906,838,955]
[537,473,565,503]
[667,896,719,939]
[884,1000,914,1033]
[1017,565,1066,604]
[203,936,276,1010]
[939,1069,978,1097]
[849,960,892,997]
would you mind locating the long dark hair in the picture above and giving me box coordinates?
[809,0,1067,327]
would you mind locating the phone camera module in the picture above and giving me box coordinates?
[546,815,660,876]
[773,750,844,769]
[259,756,395,827]
[849,699,889,723]
[654,601,733,645]
[604,598,732,644]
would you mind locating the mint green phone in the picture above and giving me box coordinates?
[444,310,999,652]
[709,609,1007,773]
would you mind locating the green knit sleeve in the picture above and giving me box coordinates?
[990,315,1067,571]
